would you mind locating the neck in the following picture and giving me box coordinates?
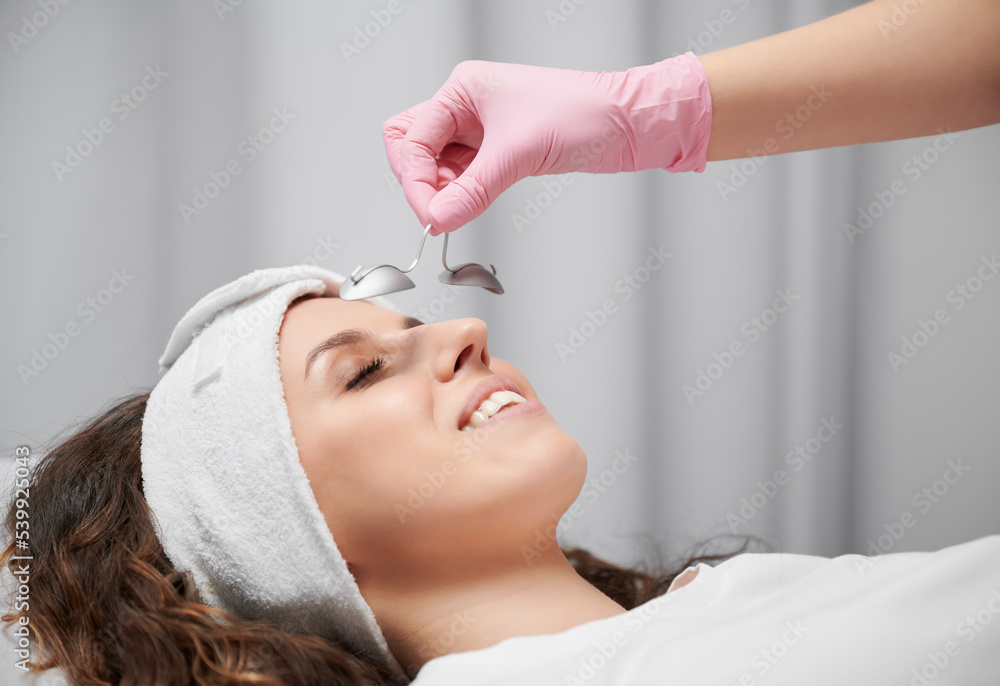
[362,549,627,677]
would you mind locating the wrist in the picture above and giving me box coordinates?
[620,51,714,173]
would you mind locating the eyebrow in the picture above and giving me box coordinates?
[304,315,425,381]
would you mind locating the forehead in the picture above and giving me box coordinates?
[278,296,400,372]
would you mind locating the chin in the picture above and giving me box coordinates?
[561,437,589,501]
[520,427,589,508]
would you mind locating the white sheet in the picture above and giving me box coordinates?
[412,535,1000,685]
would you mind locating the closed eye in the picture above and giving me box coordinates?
[306,314,423,387]
[346,355,386,391]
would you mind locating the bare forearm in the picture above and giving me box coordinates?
[697,0,1000,161]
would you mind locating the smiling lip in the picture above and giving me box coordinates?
[458,375,534,431]
[471,398,546,431]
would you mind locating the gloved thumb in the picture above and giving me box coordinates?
[426,138,524,234]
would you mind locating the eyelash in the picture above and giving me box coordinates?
[346,356,386,390]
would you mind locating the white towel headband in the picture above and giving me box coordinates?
[139,265,409,681]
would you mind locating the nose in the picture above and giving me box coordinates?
[427,317,490,381]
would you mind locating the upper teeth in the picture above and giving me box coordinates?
[462,390,527,431]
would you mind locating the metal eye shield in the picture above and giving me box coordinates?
[338,223,504,300]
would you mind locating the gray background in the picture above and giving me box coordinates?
[2,0,998,682]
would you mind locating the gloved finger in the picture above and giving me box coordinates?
[436,142,479,186]
[399,97,466,230]
[426,137,524,234]
[435,165,462,190]
[387,112,477,188]
[385,110,478,231]
[383,102,427,185]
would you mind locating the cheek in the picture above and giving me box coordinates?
[300,396,444,539]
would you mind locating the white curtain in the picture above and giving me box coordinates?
[2,0,998,679]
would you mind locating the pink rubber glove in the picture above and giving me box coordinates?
[383,51,713,235]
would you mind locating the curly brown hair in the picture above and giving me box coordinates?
[1,392,762,685]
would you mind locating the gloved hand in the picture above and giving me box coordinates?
[383,51,713,235]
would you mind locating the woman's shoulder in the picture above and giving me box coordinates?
[680,533,1000,613]
[713,533,1000,583]
[411,535,1000,685]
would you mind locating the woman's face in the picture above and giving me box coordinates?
[277,295,587,581]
